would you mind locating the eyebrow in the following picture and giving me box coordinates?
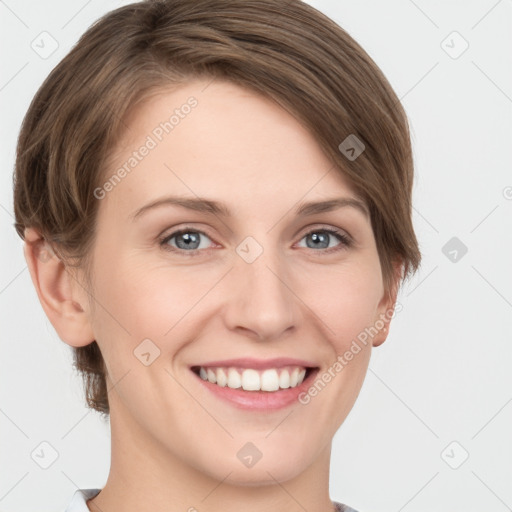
[130,195,369,221]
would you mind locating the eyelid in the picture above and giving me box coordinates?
[296,223,352,241]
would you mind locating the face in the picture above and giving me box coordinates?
[79,79,396,485]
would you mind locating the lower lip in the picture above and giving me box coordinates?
[191,368,319,411]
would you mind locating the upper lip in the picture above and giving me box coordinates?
[191,357,319,370]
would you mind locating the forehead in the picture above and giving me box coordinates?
[98,79,361,222]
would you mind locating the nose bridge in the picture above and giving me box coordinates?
[226,234,297,339]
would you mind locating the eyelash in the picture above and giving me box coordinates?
[158,225,353,257]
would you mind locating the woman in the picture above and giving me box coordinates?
[13,1,421,510]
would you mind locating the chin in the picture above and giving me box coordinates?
[199,450,311,487]
[221,465,305,487]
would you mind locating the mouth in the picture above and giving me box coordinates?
[188,356,321,410]
[190,363,320,410]
[190,365,319,392]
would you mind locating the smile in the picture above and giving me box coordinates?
[190,364,320,411]
[191,365,314,392]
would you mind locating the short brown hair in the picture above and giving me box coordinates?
[13,0,421,417]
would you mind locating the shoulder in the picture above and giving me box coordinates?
[64,488,101,512]
[333,501,360,512]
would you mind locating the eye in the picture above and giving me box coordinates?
[159,227,215,256]
[296,227,353,253]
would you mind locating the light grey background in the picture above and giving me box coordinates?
[1,1,511,511]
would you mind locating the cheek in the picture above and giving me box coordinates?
[88,251,202,358]
[301,259,383,350]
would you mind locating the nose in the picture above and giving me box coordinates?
[223,246,298,341]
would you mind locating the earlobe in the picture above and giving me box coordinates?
[23,227,95,348]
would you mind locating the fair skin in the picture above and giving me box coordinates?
[24,79,400,512]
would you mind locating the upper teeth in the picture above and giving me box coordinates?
[197,366,308,392]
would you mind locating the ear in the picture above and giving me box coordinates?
[372,259,402,348]
[23,227,95,347]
